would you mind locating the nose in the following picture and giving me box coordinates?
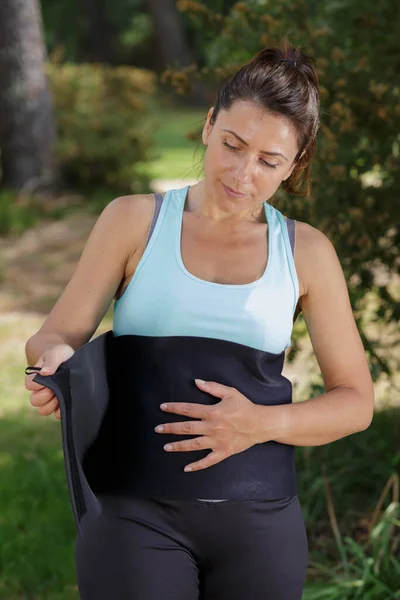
[231,156,255,184]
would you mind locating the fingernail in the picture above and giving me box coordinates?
[195,379,206,385]
[160,404,168,410]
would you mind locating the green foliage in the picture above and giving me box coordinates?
[309,502,400,599]
[119,12,153,54]
[168,0,400,381]
[297,408,399,527]
[46,59,157,192]
[296,409,400,596]
[0,190,39,235]
[41,0,150,64]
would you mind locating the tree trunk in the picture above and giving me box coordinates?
[145,0,193,70]
[0,0,57,192]
[79,0,117,64]
[145,0,209,106]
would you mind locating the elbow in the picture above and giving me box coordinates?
[357,390,375,432]
[25,336,37,365]
[359,411,374,432]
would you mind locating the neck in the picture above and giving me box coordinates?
[186,179,266,225]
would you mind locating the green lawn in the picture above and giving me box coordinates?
[138,98,206,180]
[0,416,78,599]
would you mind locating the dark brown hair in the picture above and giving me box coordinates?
[209,41,320,196]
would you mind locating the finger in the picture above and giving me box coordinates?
[160,402,213,419]
[25,359,48,390]
[184,451,223,472]
[37,398,59,416]
[54,407,61,420]
[25,374,52,392]
[30,387,54,407]
[194,379,234,399]
[155,421,207,436]
[163,436,212,453]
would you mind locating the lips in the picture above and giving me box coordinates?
[222,183,246,197]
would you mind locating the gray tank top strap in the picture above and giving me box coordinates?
[285,217,296,258]
[145,192,165,248]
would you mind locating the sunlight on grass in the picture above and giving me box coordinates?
[142,147,201,180]
[139,104,205,180]
[0,451,14,468]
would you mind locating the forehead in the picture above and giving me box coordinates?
[215,100,299,155]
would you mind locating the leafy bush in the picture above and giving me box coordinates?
[168,0,400,384]
[309,497,400,599]
[297,407,399,526]
[46,58,157,192]
[295,408,400,595]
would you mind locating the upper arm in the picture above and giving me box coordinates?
[299,223,375,404]
[34,194,153,350]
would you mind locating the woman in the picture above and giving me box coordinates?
[25,43,374,599]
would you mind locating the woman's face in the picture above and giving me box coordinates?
[201,99,301,213]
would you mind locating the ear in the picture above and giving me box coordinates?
[202,106,215,145]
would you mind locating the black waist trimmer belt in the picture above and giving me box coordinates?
[25,332,298,538]
[26,331,115,537]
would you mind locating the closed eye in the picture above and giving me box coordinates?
[222,141,278,169]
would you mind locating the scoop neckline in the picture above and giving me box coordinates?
[174,185,273,289]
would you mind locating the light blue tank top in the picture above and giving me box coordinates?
[113,184,299,354]
[113,184,299,502]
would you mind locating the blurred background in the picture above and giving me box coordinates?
[0,0,399,598]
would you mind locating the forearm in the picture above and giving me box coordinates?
[255,387,374,446]
[25,331,72,366]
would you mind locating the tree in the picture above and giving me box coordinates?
[163,0,400,384]
[145,0,208,105]
[145,0,193,71]
[0,0,57,192]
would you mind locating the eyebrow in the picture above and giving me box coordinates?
[221,128,288,161]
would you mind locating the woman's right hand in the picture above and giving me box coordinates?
[25,344,75,420]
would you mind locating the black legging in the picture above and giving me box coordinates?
[75,494,308,599]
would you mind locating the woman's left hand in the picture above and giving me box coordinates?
[155,379,266,472]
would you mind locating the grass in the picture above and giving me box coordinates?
[0,416,78,599]
[137,98,206,181]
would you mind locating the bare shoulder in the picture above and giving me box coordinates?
[294,219,338,300]
[114,192,156,231]
[110,191,160,256]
